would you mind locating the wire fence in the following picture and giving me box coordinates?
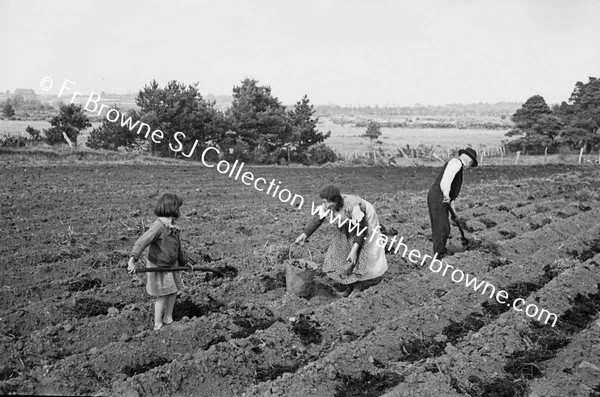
[334,145,600,166]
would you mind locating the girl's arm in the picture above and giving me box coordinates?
[129,221,162,261]
[127,222,161,273]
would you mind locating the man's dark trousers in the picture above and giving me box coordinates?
[427,185,450,257]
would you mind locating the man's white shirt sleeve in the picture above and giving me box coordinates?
[439,158,462,198]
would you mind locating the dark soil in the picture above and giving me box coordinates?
[335,371,404,397]
[255,363,301,382]
[231,312,278,339]
[69,298,126,318]
[260,272,286,292]
[289,314,323,345]
[172,295,223,320]
[2,162,600,396]
[68,277,103,292]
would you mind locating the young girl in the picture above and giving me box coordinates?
[127,193,188,330]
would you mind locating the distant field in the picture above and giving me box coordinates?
[0,120,51,137]
[1,117,512,155]
[318,117,513,157]
[0,120,100,144]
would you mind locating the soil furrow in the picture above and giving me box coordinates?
[239,217,600,396]
[2,165,600,396]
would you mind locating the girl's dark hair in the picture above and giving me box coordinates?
[154,193,183,218]
[319,185,343,206]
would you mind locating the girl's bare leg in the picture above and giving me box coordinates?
[163,293,177,324]
[154,296,168,330]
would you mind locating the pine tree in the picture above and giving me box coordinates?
[3,102,15,118]
[289,95,330,153]
[363,121,382,143]
[43,103,91,146]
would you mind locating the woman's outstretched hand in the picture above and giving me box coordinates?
[295,233,307,245]
[346,248,357,265]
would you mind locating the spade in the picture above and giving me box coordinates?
[447,205,469,246]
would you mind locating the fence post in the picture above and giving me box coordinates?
[579,147,584,164]
[480,150,484,166]
[62,132,75,150]
[515,151,520,165]
[544,147,547,163]
[398,147,409,158]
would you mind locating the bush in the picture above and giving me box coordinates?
[558,146,571,161]
[25,126,42,142]
[86,110,143,152]
[44,126,71,146]
[506,136,554,154]
[250,144,271,164]
[0,134,28,147]
[270,147,289,164]
[229,139,251,162]
[223,139,287,165]
[44,103,91,146]
[303,143,337,165]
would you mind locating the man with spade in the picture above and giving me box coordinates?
[427,147,478,259]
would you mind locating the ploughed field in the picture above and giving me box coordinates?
[1,162,600,397]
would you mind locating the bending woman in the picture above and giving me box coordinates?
[295,185,388,297]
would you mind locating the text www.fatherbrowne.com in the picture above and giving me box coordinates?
[311,202,559,327]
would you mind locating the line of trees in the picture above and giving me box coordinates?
[8,78,335,164]
[85,78,334,164]
[507,77,600,154]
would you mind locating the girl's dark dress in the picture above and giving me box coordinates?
[130,218,187,296]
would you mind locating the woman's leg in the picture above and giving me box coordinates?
[154,296,168,330]
[332,284,351,297]
[163,292,177,324]
[348,281,363,298]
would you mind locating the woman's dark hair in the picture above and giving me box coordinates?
[319,185,343,207]
[154,193,183,219]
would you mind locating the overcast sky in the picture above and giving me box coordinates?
[1,0,598,106]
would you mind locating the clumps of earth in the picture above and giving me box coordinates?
[1,164,600,396]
